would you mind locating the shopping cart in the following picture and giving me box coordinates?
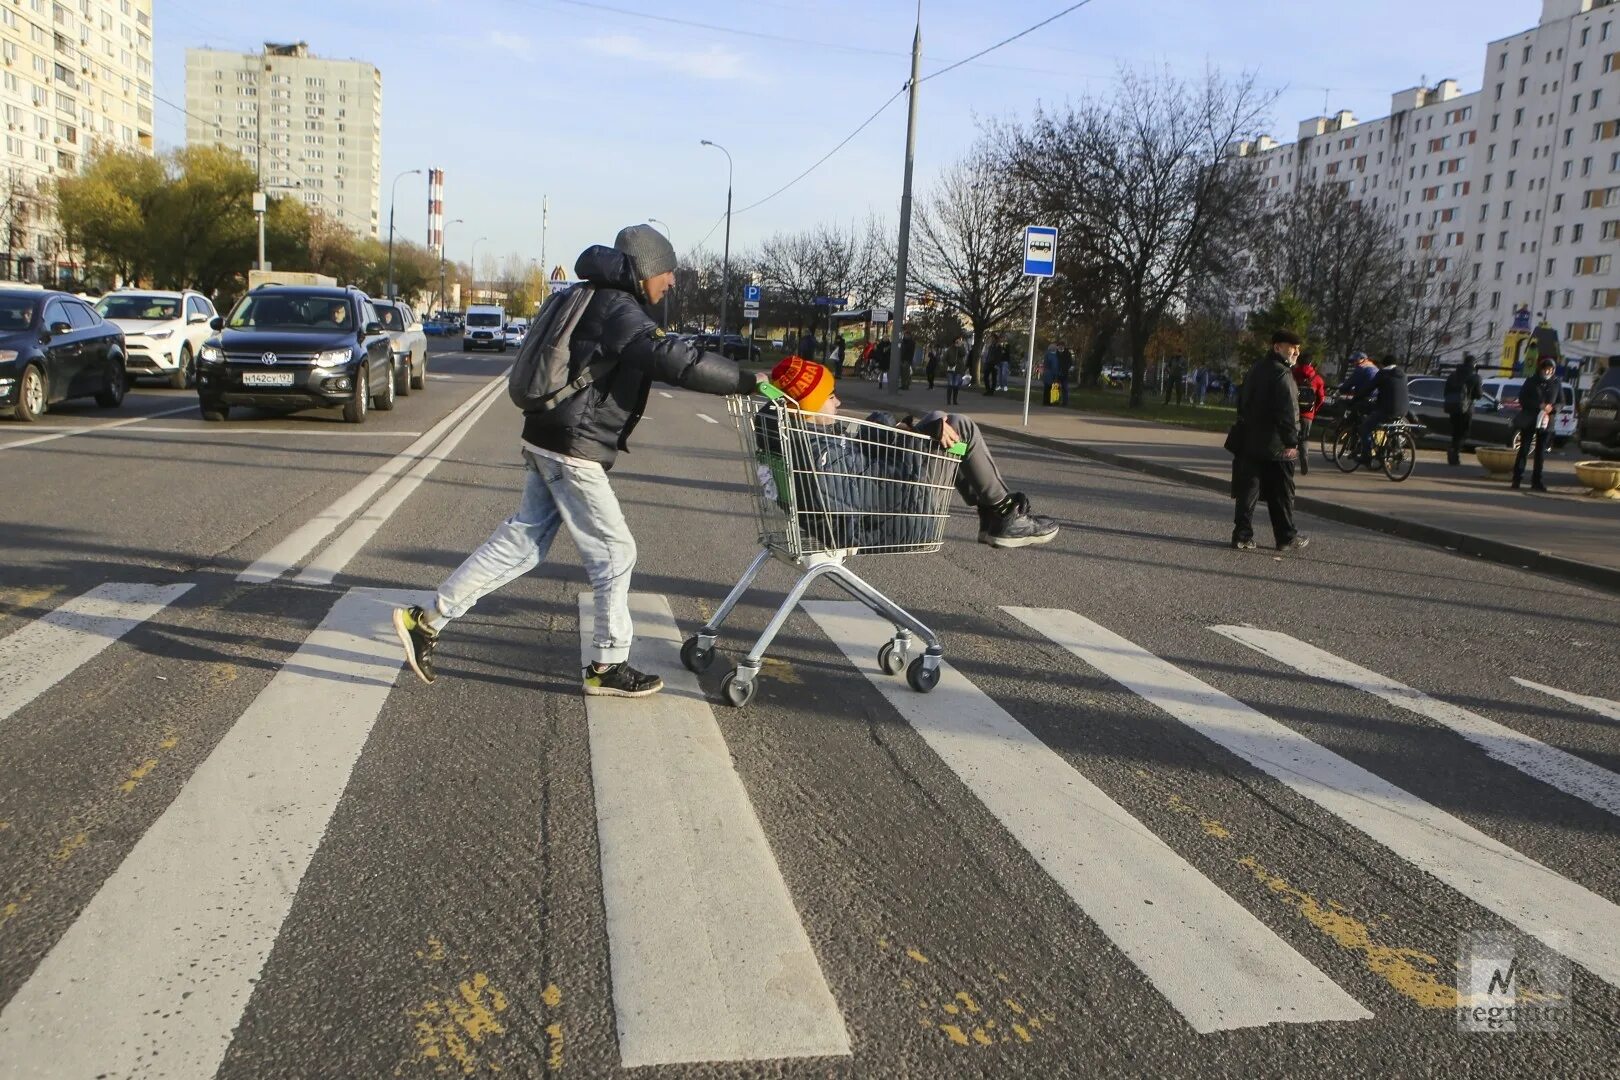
[679,384,966,707]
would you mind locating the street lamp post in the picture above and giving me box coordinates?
[386,168,423,301]
[470,237,489,303]
[648,217,673,328]
[700,140,733,336]
[438,217,463,316]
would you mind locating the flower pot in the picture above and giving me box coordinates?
[1474,446,1518,481]
[1573,460,1620,500]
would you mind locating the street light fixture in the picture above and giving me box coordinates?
[438,217,464,316]
[648,217,673,328]
[700,140,733,336]
[386,168,423,300]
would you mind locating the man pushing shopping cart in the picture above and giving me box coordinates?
[683,357,1058,705]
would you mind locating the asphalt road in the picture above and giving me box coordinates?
[1,340,1617,1079]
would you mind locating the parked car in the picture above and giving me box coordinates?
[373,300,428,395]
[1407,375,1517,448]
[1576,363,1620,459]
[718,333,759,361]
[422,316,448,336]
[195,285,396,424]
[0,288,128,421]
[94,289,218,389]
[462,304,506,351]
[1480,376,1578,446]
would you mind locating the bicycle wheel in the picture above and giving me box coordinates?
[1332,427,1361,472]
[1383,429,1417,482]
[1319,423,1341,465]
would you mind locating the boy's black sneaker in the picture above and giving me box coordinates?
[983,493,1059,549]
[583,662,664,698]
[1278,536,1311,553]
[393,605,438,685]
[1231,538,1256,550]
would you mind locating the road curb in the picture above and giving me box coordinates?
[972,419,1620,597]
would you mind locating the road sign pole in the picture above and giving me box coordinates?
[1023,278,1041,427]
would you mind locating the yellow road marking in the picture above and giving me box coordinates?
[905,948,929,964]
[51,832,87,863]
[540,983,561,1008]
[544,1022,563,1072]
[940,1024,969,1046]
[1,894,31,928]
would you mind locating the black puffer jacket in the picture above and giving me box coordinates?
[1236,351,1300,461]
[521,246,755,467]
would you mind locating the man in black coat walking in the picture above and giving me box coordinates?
[1444,353,1484,465]
[1511,356,1565,492]
[1231,331,1307,552]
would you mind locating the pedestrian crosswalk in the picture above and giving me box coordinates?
[1,582,1617,1074]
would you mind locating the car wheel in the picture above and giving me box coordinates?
[95,359,127,408]
[344,365,369,424]
[200,402,228,422]
[411,353,426,390]
[395,355,411,397]
[170,345,194,390]
[374,359,396,411]
[15,363,46,422]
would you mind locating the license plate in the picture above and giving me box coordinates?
[242,372,294,387]
[1588,407,1618,420]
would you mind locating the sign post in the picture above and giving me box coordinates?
[743,284,761,349]
[1021,226,1057,426]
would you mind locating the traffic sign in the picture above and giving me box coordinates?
[743,301,760,318]
[744,284,762,303]
[1023,226,1058,278]
[871,308,891,324]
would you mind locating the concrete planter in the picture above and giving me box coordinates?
[1475,446,1518,481]
[1574,461,1620,500]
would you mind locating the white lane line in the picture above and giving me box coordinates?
[805,602,1367,1033]
[237,376,506,583]
[1215,627,1620,820]
[1512,677,1620,724]
[296,379,508,585]
[696,412,719,424]
[0,587,417,1079]
[0,404,197,451]
[658,391,674,398]
[581,593,849,1066]
[1009,607,1620,992]
[3,425,425,437]
[0,582,193,724]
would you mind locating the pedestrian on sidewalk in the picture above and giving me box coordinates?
[873,336,892,389]
[391,224,762,698]
[899,328,917,390]
[1230,331,1307,552]
[980,333,1001,395]
[1194,365,1210,406]
[1055,341,1074,406]
[1164,356,1185,405]
[1444,353,1483,466]
[996,339,1012,394]
[943,333,968,406]
[925,344,940,390]
[1511,356,1563,492]
[1292,352,1326,476]
[1041,342,1060,406]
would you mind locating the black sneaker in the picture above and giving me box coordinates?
[1530,482,1550,493]
[984,493,1059,549]
[1278,536,1311,553]
[583,662,664,698]
[393,605,438,685]
[1231,538,1256,550]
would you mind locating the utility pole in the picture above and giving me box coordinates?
[541,194,549,280]
[702,140,733,335]
[438,217,463,316]
[890,1,922,395]
[386,168,422,300]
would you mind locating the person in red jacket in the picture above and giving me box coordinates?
[1292,352,1327,476]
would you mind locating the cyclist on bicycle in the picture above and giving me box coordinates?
[1335,351,1377,448]
[1358,355,1409,465]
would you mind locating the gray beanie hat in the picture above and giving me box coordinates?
[614,224,677,280]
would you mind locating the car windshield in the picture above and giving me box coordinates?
[96,296,180,320]
[228,294,354,330]
[374,306,404,331]
[466,313,501,327]
[0,298,34,331]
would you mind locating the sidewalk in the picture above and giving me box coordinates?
[836,376,1620,594]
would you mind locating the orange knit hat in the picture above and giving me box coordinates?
[769,356,835,412]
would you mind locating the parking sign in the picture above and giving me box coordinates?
[1024,226,1057,277]
[744,284,762,303]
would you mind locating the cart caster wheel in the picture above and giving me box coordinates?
[877,640,906,676]
[681,635,715,674]
[720,669,757,708]
[906,656,940,693]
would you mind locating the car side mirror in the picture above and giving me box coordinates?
[188,313,207,324]
[49,321,72,335]
[364,321,382,336]
[210,316,224,331]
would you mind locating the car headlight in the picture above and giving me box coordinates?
[199,345,225,364]
[316,348,355,367]
[146,328,175,340]
[0,349,18,364]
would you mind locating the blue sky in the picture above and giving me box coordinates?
[153,0,1540,273]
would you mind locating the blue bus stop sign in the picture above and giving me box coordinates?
[1023,226,1057,277]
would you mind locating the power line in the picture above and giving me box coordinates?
[545,0,912,60]
[919,0,1097,84]
[733,85,909,216]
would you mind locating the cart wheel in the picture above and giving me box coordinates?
[877,640,906,676]
[681,635,715,674]
[720,669,757,707]
[906,656,940,693]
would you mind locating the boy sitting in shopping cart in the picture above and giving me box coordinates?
[760,357,1059,549]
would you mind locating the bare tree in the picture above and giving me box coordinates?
[1389,254,1489,373]
[909,149,1028,348]
[755,222,873,344]
[997,67,1272,405]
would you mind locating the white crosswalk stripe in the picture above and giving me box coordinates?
[1511,676,1620,723]
[1007,606,1620,993]
[580,593,849,1066]
[804,601,1370,1033]
[696,412,719,424]
[0,582,193,725]
[1214,626,1620,819]
[0,587,418,1079]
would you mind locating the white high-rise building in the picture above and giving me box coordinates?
[184,42,382,238]
[1230,0,1620,371]
[0,0,155,282]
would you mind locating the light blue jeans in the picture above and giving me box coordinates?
[431,449,637,665]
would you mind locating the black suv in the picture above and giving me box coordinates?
[196,285,395,423]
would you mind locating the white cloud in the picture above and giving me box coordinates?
[581,34,754,82]
[486,31,534,60]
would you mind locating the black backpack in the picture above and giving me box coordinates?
[507,285,612,412]
[1443,367,1467,411]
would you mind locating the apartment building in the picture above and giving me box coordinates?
[184,42,382,239]
[0,0,154,282]
[1231,0,1620,370]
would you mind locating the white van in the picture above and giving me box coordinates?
[1480,376,1578,444]
[463,304,507,352]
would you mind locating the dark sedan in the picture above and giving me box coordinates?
[0,288,128,422]
[195,285,396,423]
[1577,363,1620,459]
[1407,375,1518,448]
